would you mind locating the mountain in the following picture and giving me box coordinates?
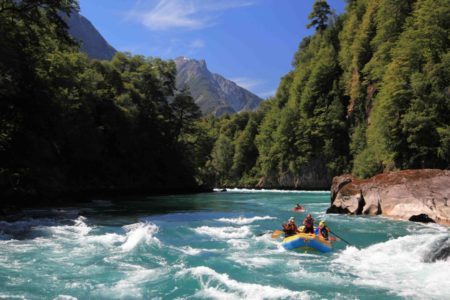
[174,57,262,116]
[65,13,261,115]
[66,12,116,61]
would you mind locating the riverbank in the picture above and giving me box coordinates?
[327,169,450,226]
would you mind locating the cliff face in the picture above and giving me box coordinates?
[327,169,450,225]
[256,158,332,190]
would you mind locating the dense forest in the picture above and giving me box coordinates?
[201,0,450,188]
[0,0,449,204]
[0,0,207,203]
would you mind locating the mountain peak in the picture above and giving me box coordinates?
[175,58,262,116]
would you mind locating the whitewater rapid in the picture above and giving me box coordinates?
[0,192,449,299]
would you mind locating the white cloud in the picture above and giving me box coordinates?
[127,0,254,31]
[188,39,205,50]
[231,77,265,90]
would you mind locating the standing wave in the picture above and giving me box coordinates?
[332,233,450,299]
[176,266,314,299]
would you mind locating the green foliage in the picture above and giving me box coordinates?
[203,0,448,186]
[307,0,332,31]
[0,0,205,201]
[2,0,448,197]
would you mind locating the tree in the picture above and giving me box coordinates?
[307,0,332,32]
[170,89,201,142]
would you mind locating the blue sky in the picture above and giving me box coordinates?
[79,0,346,98]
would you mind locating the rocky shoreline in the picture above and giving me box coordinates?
[327,169,450,226]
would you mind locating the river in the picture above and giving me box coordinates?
[0,190,449,299]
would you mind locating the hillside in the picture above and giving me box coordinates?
[66,11,116,60]
[200,0,450,188]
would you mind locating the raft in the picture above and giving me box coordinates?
[292,206,305,213]
[282,233,333,253]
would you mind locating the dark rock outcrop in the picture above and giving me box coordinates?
[327,169,450,225]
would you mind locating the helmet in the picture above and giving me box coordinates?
[288,217,295,223]
[319,220,326,227]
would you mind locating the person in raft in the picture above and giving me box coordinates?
[303,214,315,234]
[315,220,330,240]
[282,217,298,237]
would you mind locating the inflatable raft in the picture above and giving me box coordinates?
[282,233,333,253]
[292,206,305,213]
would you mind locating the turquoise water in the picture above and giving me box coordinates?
[0,190,449,299]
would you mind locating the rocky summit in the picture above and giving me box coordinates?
[174,57,262,116]
[327,169,450,225]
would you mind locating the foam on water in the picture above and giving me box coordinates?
[216,215,276,225]
[177,266,314,300]
[42,216,92,238]
[53,296,78,300]
[194,225,253,239]
[228,253,277,269]
[333,233,450,299]
[226,239,250,250]
[215,188,329,193]
[121,223,160,251]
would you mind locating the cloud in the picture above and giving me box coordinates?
[231,77,265,90]
[127,0,254,31]
[188,39,205,50]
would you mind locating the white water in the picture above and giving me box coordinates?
[0,192,449,299]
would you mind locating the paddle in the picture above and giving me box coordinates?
[271,229,283,238]
[329,230,355,247]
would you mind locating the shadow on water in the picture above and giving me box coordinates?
[0,192,243,239]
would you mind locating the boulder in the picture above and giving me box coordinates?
[327,169,450,226]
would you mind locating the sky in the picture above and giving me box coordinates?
[79,0,346,99]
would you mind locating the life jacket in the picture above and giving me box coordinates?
[316,226,330,239]
[282,223,298,235]
[303,217,314,228]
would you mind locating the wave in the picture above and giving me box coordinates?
[214,188,329,193]
[177,246,222,256]
[53,296,78,300]
[228,253,277,269]
[333,233,450,299]
[194,226,253,240]
[41,216,92,238]
[121,223,160,252]
[226,239,250,250]
[177,266,313,299]
[216,216,276,225]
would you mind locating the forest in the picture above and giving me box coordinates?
[202,0,450,187]
[0,0,449,203]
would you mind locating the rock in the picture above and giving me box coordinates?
[327,169,450,226]
[423,237,450,263]
[409,214,436,223]
[256,157,332,189]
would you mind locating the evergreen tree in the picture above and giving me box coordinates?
[307,0,332,31]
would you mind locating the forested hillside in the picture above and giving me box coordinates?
[1,0,448,203]
[0,0,205,203]
[200,0,449,188]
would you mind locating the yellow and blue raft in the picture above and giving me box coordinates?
[282,233,333,253]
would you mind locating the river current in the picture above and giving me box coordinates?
[0,190,449,299]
